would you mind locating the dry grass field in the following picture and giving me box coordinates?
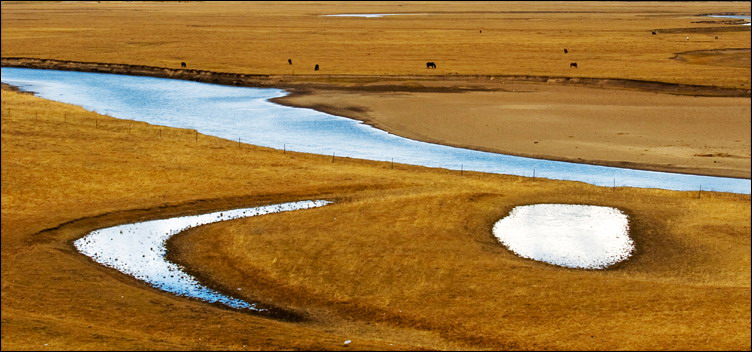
[1,1,750,87]
[2,84,749,351]
[1,1,751,351]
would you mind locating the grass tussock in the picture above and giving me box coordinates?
[2,87,749,350]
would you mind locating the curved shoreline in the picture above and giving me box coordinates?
[73,200,331,319]
[3,57,750,97]
[3,57,750,180]
[272,89,751,180]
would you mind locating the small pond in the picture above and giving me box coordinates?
[492,204,632,269]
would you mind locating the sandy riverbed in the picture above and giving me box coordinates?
[275,81,751,179]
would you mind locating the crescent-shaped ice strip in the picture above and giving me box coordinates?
[74,200,332,310]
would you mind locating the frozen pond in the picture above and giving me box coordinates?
[1,67,749,194]
[73,200,331,310]
[492,204,632,269]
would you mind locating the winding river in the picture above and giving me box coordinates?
[1,67,750,194]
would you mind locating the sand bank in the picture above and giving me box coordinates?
[275,82,751,179]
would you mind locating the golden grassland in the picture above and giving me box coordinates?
[1,1,751,350]
[1,86,750,350]
[1,1,750,88]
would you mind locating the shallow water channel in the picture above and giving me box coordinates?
[705,14,751,25]
[73,200,331,310]
[1,67,749,194]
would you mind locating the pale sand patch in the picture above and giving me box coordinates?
[276,83,751,179]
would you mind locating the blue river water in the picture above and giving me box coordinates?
[2,67,749,194]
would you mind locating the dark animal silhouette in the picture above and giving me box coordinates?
[288,58,292,65]
[564,48,568,54]
[570,62,578,68]
[181,62,186,68]
[314,64,319,71]
[651,31,656,35]
[426,61,436,69]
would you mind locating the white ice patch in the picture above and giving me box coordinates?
[492,204,632,269]
[74,200,331,310]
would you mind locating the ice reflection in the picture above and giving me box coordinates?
[73,200,331,310]
[492,204,632,269]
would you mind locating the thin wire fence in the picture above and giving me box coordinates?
[1,106,719,198]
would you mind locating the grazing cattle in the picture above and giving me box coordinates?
[570,62,578,68]
[651,31,656,35]
[314,64,319,71]
[564,48,568,54]
[288,58,292,65]
[181,62,186,68]
[426,61,437,69]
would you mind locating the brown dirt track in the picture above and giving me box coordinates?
[1,1,750,351]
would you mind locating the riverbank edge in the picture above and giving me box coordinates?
[3,57,750,180]
[271,88,751,180]
[3,57,750,97]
